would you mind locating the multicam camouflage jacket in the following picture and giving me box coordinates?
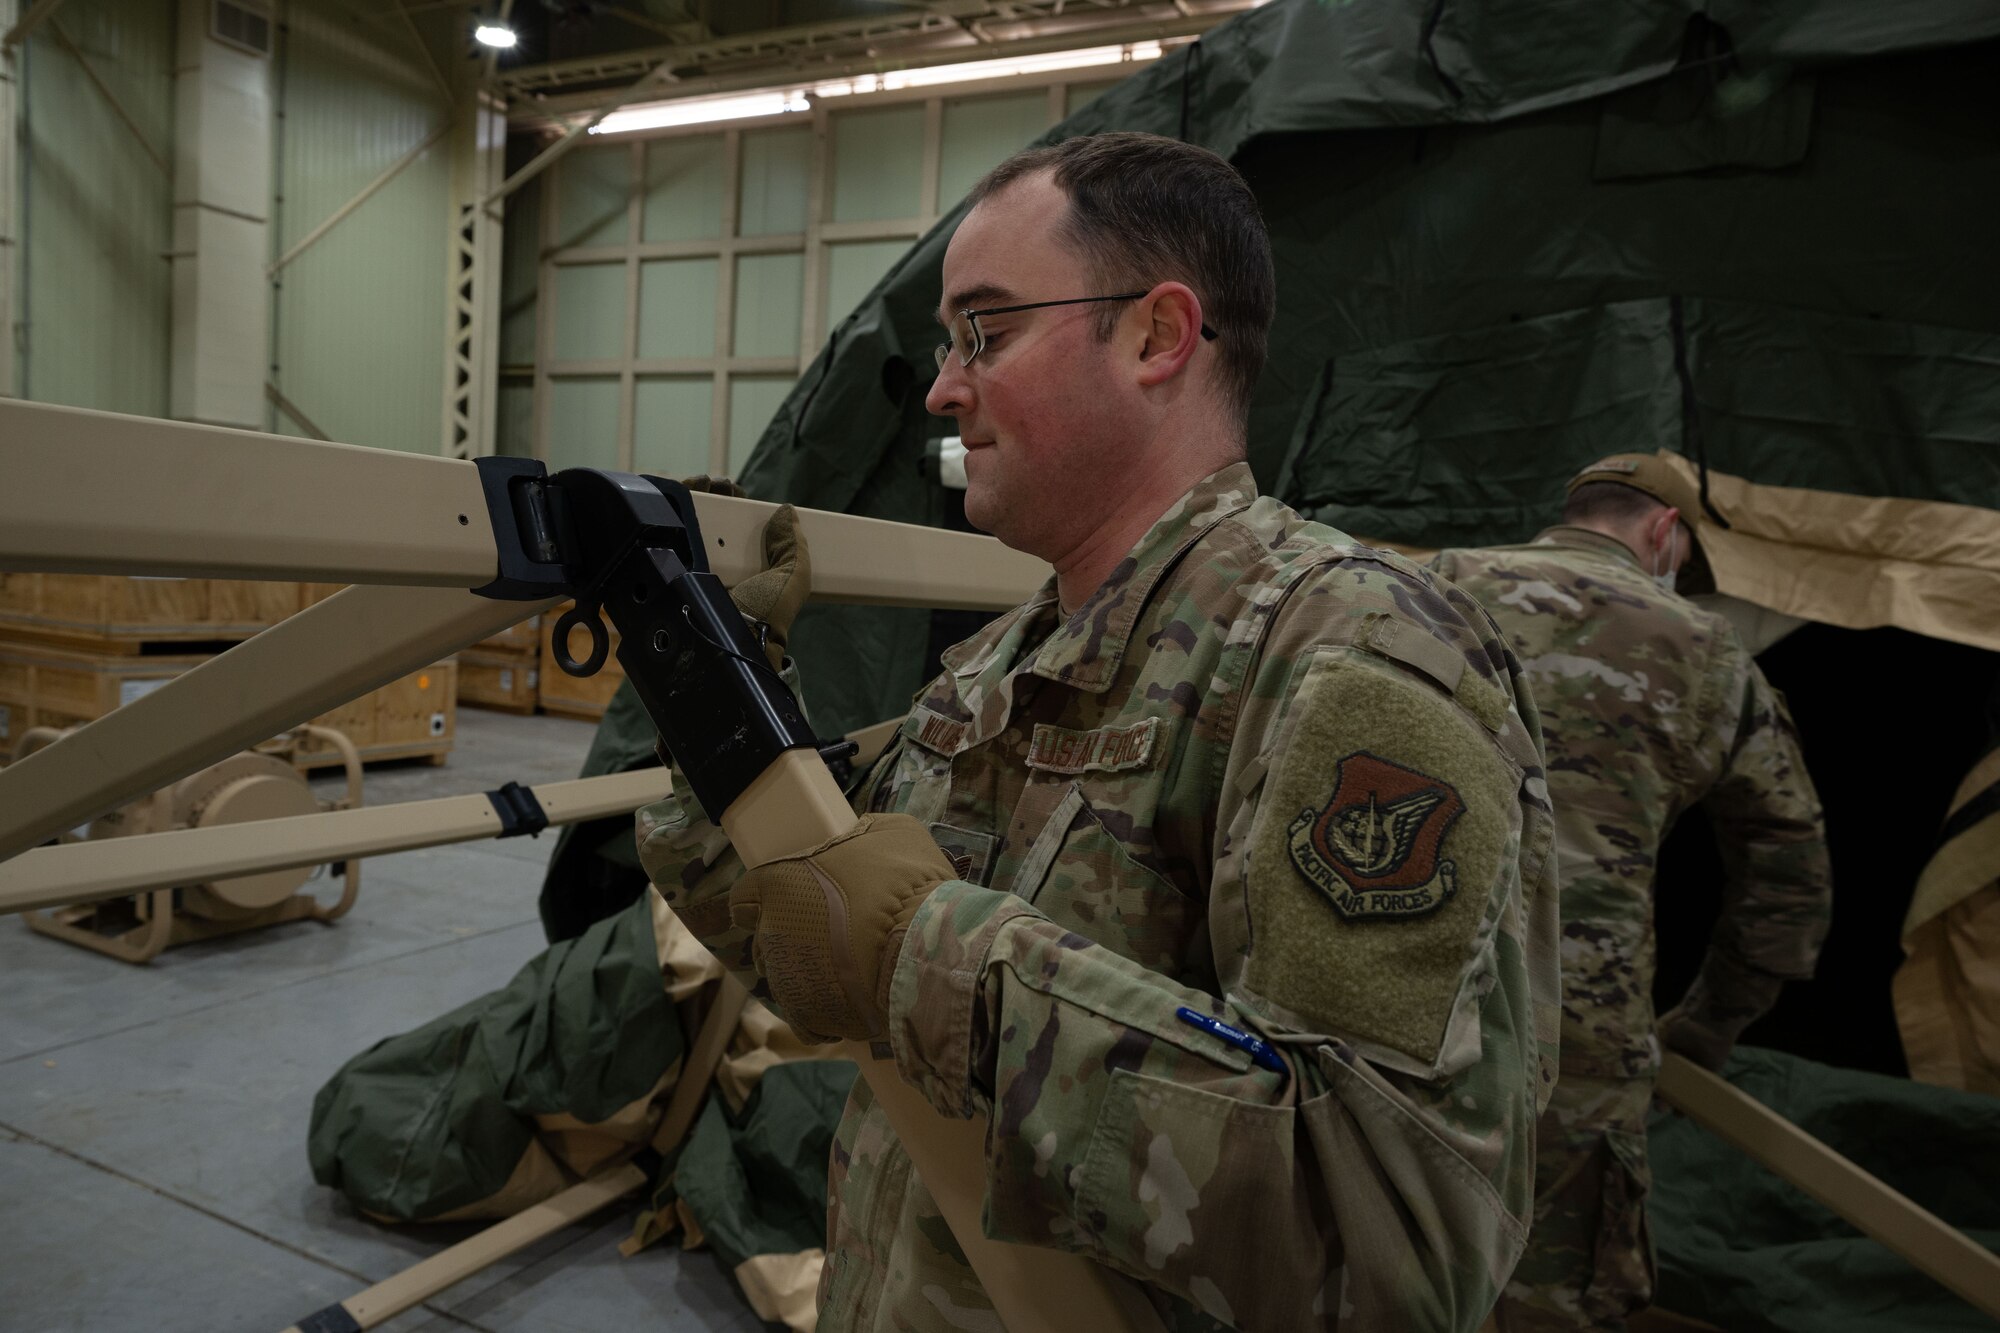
[640,462,1562,1332]
[1431,527,1833,1084]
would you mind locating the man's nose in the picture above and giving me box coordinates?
[926,357,971,417]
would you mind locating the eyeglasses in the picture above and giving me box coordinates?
[933,291,1218,371]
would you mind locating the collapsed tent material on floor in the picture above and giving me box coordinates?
[1650,1047,2000,1333]
[309,891,689,1222]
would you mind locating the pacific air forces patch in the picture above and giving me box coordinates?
[1287,751,1464,921]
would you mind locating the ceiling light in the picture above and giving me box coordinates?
[474,23,517,49]
[590,39,1165,136]
[594,90,812,135]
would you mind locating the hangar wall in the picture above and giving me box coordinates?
[507,74,1124,477]
[16,0,176,416]
[269,0,451,452]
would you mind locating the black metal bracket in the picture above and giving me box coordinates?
[485,780,549,839]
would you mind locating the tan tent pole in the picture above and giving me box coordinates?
[1656,1053,2000,1320]
[276,965,755,1333]
[0,585,554,863]
[719,747,1165,1333]
[277,1163,650,1333]
[0,400,500,584]
[0,400,1046,609]
[645,973,752,1160]
[0,769,671,916]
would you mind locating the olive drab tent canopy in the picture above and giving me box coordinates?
[739,0,2000,742]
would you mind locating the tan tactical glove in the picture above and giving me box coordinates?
[727,813,955,1043]
[678,476,810,672]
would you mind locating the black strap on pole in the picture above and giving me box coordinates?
[485,780,550,839]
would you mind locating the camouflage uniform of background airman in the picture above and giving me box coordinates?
[1430,527,1833,1332]
[639,461,1563,1331]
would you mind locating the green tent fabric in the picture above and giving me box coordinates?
[1649,1046,2000,1331]
[310,891,679,1220]
[676,1060,859,1272]
[732,0,2000,737]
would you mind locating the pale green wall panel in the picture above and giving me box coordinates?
[939,91,1049,208]
[733,252,803,358]
[497,381,535,457]
[554,263,628,362]
[634,377,713,476]
[638,258,717,360]
[643,137,725,242]
[557,144,632,249]
[273,0,450,453]
[824,239,909,336]
[500,176,541,368]
[20,0,175,414]
[1066,78,1126,115]
[727,375,795,473]
[831,106,924,222]
[739,127,811,236]
[547,377,621,470]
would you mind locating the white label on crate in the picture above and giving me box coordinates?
[429,711,447,737]
[120,678,168,707]
[528,669,539,688]
[498,669,513,692]
[0,704,10,740]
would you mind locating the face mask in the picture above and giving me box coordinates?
[1651,527,1678,593]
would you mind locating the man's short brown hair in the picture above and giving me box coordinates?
[967,132,1276,424]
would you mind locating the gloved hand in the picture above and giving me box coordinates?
[727,813,956,1043]
[679,476,810,672]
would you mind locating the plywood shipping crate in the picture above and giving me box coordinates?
[538,602,626,721]
[0,573,301,651]
[0,638,457,768]
[458,648,540,715]
[457,613,541,715]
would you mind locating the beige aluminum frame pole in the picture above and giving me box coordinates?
[0,400,1047,601]
[0,768,671,915]
[0,718,909,914]
[0,585,551,863]
[1656,1053,2000,1320]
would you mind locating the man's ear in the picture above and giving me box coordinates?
[1134,282,1204,388]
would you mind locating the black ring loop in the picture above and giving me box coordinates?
[552,604,611,677]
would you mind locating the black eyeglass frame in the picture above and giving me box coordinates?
[933,291,1218,371]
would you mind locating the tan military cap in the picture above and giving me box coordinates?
[1564,453,1713,522]
[1566,452,1723,591]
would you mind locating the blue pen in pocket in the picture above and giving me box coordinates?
[1175,1006,1289,1078]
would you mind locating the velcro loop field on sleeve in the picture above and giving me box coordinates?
[1245,646,1519,1073]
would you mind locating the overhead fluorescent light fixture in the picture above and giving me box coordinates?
[592,40,1164,136]
[595,90,811,134]
[474,23,517,49]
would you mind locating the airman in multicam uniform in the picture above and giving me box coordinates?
[637,132,1561,1332]
[1430,455,1834,1332]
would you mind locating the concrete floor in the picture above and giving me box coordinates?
[0,708,769,1333]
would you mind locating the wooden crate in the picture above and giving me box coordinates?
[0,636,456,767]
[458,647,539,715]
[0,574,301,652]
[538,603,625,721]
[476,613,542,654]
[284,660,458,769]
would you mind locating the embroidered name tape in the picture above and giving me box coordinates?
[909,706,967,756]
[1027,717,1158,775]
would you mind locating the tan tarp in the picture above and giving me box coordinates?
[1895,750,2000,1096]
[1658,453,2000,654]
